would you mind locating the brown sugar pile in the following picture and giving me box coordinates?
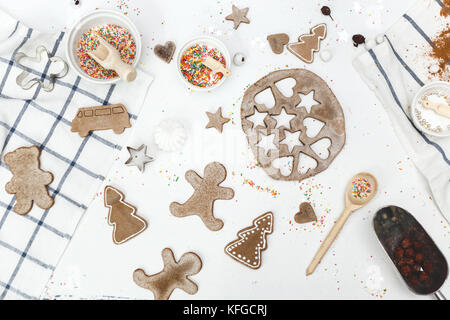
[441,0,450,17]
[429,25,449,78]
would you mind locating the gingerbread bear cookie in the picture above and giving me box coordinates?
[169,162,234,231]
[133,248,202,300]
[4,146,54,215]
[104,186,148,244]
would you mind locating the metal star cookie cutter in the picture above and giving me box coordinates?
[15,45,69,92]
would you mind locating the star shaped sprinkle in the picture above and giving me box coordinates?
[206,107,230,133]
[225,5,250,30]
[125,144,154,172]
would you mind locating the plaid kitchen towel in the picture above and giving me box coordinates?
[353,0,450,221]
[0,10,152,299]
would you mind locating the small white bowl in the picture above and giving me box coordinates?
[411,81,450,137]
[65,9,142,84]
[177,36,231,92]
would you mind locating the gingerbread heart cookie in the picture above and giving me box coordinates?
[267,33,289,54]
[294,202,317,224]
[154,41,176,64]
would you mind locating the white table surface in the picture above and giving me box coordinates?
[1,0,448,300]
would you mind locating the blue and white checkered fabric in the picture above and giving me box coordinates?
[354,0,449,220]
[0,10,152,299]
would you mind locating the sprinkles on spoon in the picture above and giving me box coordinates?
[180,44,226,87]
[351,177,372,199]
[77,24,136,80]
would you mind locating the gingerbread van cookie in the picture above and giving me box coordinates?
[225,212,273,269]
[267,33,289,54]
[104,186,147,244]
[241,68,346,181]
[133,248,202,300]
[4,146,54,215]
[71,104,131,137]
[287,24,327,63]
[170,162,234,231]
[294,202,317,224]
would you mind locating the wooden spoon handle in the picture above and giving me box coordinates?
[306,206,352,275]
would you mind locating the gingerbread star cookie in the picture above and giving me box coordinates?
[225,5,250,30]
[206,107,230,133]
[225,212,273,269]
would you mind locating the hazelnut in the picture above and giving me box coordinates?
[419,272,430,282]
[401,238,412,248]
[415,253,424,263]
[400,265,411,277]
[394,247,404,260]
[423,261,433,273]
[405,248,415,257]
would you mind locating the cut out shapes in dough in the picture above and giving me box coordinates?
[241,69,345,181]
[303,117,325,138]
[311,138,331,159]
[298,91,321,113]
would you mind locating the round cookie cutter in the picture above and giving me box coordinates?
[176,36,231,92]
[65,9,142,84]
[411,81,450,137]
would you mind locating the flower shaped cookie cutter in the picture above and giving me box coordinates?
[14,45,69,92]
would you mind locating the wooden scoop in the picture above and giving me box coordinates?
[422,99,450,119]
[306,172,378,276]
[88,37,137,82]
[201,56,232,77]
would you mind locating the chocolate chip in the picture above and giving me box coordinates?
[352,34,366,47]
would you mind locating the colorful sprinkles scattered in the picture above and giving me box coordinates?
[180,44,226,87]
[77,24,136,80]
[351,177,372,199]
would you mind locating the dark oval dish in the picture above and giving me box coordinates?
[373,206,448,295]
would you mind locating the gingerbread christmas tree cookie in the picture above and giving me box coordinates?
[104,186,147,244]
[170,162,234,231]
[287,24,327,63]
[225,212,273,269]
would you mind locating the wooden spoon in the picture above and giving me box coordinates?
[306,172,378,276]
[88,37,137,82]
[422,99,450,119]
[201,56,232,77]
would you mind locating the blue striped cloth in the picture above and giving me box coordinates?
[0,10,152,299]
[354,0,449,221]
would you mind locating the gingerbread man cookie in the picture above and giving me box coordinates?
[169,162,234,231]
[133,248,202,300]
[4,146,54,215]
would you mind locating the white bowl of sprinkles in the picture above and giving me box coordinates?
[177,36,231,92]
[411,81,450,137]
[66,9,142,84]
